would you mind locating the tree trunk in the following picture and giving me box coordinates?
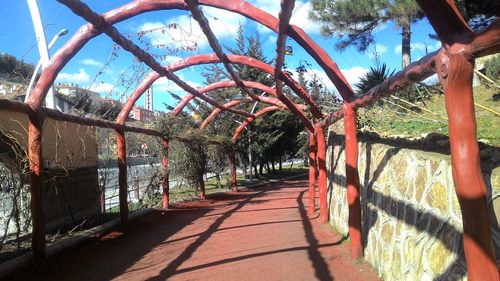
[271,161,275,172]
[199,174,206,199]
[279,156,282,172]
[259,163,263,175]
[254,165,258,177]
[401,23,411,68]
[266,162,270,173]
[216,173,221,189]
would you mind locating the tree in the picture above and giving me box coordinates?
[455,0,500,30]
[354,63,394,95]
[309,0,423,68]
[0,53,34,83]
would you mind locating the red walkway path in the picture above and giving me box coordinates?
[11,178,380,280]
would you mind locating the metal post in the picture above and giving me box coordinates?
[26,0,56,109]
[316,123,328,224]
[161,138,169,209]
[308,132,316,216]
[344,103,363,260]
[25,29,68,103]
[28,110,45,260]
[116,129,128,224]
[134,170,139,202]
[99,174,105,214]
[231,149,237,192]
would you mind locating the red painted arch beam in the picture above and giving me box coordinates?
[199,0,354,102]
[185,0,264,103]
[172,80,283,116]
[416,0,472,46]
[200,96,308,130]
[57,0,254,119]
[200,99,250,130]
[118,54,321,124]
[232,106,281,141]
[274,0,295,97]
[29,0,338,114]
[28,0,188,110]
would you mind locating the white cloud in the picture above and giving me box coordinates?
[56,69,90,83]
[89,82,115,95]
[368,44,388,59]
[267,34,277,45]
[81,58,103,67]
[394,42,438,54]
[290,66,368,93]
[137,7,246,51]
[153,75,201,95]
[251,1,320,35]
[339,66,369,88]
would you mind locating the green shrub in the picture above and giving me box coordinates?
[484,55,500,80]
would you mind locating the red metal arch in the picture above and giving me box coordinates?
[31,0,352,112]
[117,54,319,124]
[200,97,307,130]
[232,106,281,141]
[171,80,280,116]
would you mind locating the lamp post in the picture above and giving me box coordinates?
[25,28,69,103]
[26,0,68,109]
[244,92,267,182]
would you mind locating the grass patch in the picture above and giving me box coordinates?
[358,85,500,146]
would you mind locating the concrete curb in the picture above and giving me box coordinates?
[0,208,154,278]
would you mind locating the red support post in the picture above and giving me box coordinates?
[230,149,237,192]
[316,123,328,224]
[116,129,128,224]
[162,138,170,209]
[437,48,499,281]
[28,110,45,260]
[308,132,316,216]
[344,103,363,260]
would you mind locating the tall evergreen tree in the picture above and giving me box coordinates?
[309,0,423,68]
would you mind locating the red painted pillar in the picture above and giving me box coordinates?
[230,149,237,192]
[344,103,363,260]
[316,123,328,224]
[28,110,45,260]
[199,174,206,199]
[438,49,499,280]
[116,129,128,224]
[308,132,316,216]
[161,138,169,209]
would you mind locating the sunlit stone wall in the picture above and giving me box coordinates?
[326,132,500,281]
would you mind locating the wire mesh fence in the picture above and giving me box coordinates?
[0,113,167,262]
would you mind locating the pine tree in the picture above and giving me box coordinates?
[309,0,423,68]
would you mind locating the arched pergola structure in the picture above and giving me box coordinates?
[0,0,497,279]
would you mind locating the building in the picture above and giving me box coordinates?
[1,80,73,112]
[55,83,100,101]
[130,106,155,122]
[0,79,25,98]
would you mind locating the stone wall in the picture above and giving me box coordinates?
[326,133,500,281]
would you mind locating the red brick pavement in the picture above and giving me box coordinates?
[9,178,381,281]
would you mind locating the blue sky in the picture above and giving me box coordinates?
[0,0,441,112]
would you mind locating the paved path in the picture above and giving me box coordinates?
[11,178,380,281]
